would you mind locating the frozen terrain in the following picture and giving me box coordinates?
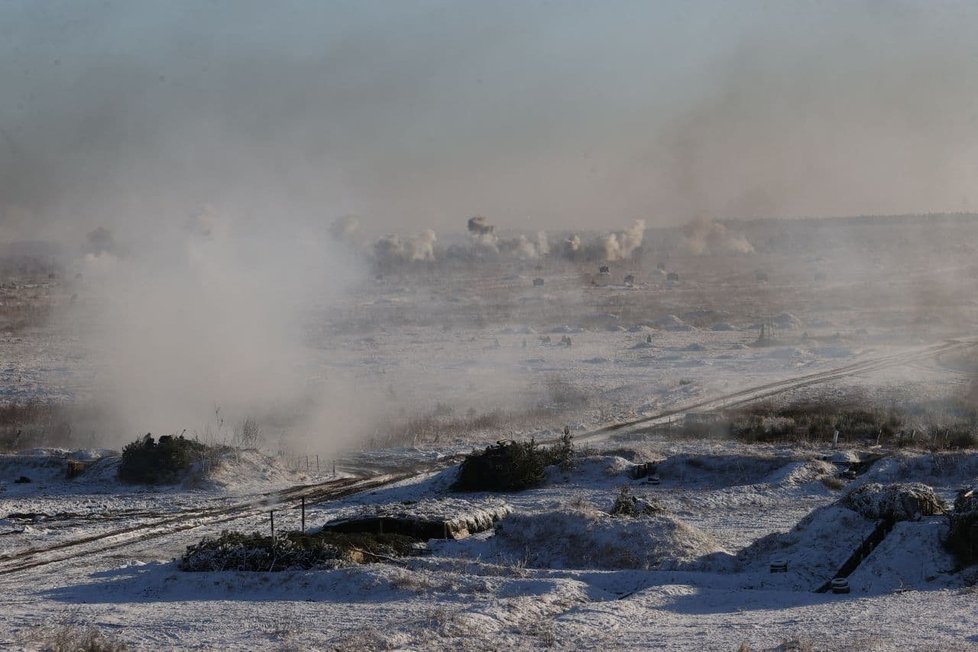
[1,216,978,650]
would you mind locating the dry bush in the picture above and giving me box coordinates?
[821,476,845,491]
[237,417,264,448]
[366,408,506,448]
[27,620,128,652]
[0,399,76,451]
[719,397,978,450]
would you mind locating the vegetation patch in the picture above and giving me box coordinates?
[700,398,978,449]
[25,614,128,652]
[451,434,574,492]
[118,433,212,484]
[179,529,421,571]
[609,486,664,517]
[0,400,73,451]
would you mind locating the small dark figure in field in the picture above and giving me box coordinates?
[646,334,652,344]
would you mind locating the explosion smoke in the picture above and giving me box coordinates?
[467,216,499,252]
[373,229,438,263]
[682,219,754,255]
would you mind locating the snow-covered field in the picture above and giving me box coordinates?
[2,217,978,650]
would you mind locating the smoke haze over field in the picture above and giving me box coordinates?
[3,1,978,237]
[3,1,978,447]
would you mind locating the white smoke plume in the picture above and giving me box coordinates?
[682,219,754,255]
[67,207,357,445]
[535,231,550,257]
[411,229,437,261]
[498,231,549,260]
[563,234,582,257]
[600,219,646,261]
[373,229,438,263]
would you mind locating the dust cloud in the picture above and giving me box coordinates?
[3,1,978,451]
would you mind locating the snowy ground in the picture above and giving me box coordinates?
[2,218,978,649]
[0,442,976,651]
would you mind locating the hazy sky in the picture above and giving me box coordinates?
[2,0,978,238]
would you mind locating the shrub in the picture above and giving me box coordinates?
[238,417,263,448]
[610,486,664,517]
[179,529,420,571]
[452,435,574,492]
[820,476,845,491]
[27,620,128,652]
[118,433,209,484]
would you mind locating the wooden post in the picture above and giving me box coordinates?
[316,455,320,472]
[332,460,336,477]
[301,497,306,532]
[270,511,275,539]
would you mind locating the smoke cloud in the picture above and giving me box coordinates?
[62,205,361,446]
[600,219,646,261]
[682,219,754,255]
[373,229,438,264]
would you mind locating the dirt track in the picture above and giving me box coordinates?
[2,339,970,577]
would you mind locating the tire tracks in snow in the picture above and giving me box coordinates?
[0,472,418,576]
[573,339,976,444]
[0,339,969,576]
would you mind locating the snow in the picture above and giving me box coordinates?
[5,220,978,649]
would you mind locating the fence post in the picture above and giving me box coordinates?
[316,455,320,472]
[270,510,275,539]
[301,497,306,532]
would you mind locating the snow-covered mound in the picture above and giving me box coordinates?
[846,519,956,593]
[493,505,725,570]
[764,458,838,487]
[855,451,978,488]
[841,482,946,521]
[206,449,310,489]
[737,504,878,588]
[0,449,120,489]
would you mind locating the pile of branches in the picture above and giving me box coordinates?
[118,433,210,484]
[179,530,420,572]
[452,434,574,492]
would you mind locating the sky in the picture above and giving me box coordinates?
[2,0,978,239]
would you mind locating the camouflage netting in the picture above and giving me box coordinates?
[841,482,946,521]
